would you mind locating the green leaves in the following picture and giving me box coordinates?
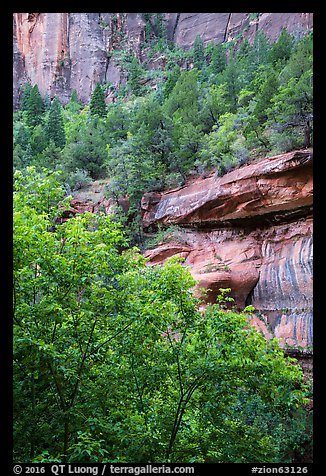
[13,166,309,463]
[13,27,313,462]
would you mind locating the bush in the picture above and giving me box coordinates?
[145,224,189,249]
[267,129,302,155]
[61,168,93,192]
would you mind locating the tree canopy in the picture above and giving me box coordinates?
[13,27,313,462]
[13,168,310,463]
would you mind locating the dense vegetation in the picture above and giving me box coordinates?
[13,21,313,463]
[14,168,311,463]
[13,27,313,247]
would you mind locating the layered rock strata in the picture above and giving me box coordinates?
[143,150,313,350]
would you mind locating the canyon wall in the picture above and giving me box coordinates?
[13,12,313,107]
[142,149,313,351]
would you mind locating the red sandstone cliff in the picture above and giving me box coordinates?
[142,150,313,350]
[13,12,313,107]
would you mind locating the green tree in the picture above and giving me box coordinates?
[207,42,227,76]
[127,54,146,96]
[163,65,181,100]
[43,93,51,111]
[25,84,45,127]
[198,112,242,174]
[267,70,313,149]
[62,116,109,179]
[45,97,66,149]
[106,99,131,142]
[34,140,63,170]
[199,82,230,131]
[267,33,313,150]
[13,168,309,462]
[218,56,241,113]
[29,124,48,156]
[143,13,153,43]
[20,81,32,111]
[13,167,126,461]
[129,96,173,168]
[193,34,205,69]
[154,13,166,40]
[252,31,271,66]
[279,31,312,84]
[65,90,82,114]
[89,83,107,117]
[163,70,203,179]
[164,69,200,124]
[13,117,32,150]
[268,28,294,67]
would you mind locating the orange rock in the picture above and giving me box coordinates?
[142,150,313,350]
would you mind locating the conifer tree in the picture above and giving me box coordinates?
[65,89,82,114]
[45,97,66,149]
[71,89,79,103]
[154,13,166,39]
[268,28,293,67]
[163,66,181,99]
[43,93,51,111]
[20,81,32,111]
[193,34,205,69]
[252,31,271,66]
[25,84,44,126]
[208,43,227,74]
[127,55,144,96]
[89,82,107,117]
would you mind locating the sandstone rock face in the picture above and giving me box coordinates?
[173,13,313,48]
[13,13,313,106]
[143,150,313,350]
[142,150,313,229]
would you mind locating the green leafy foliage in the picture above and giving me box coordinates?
[13,33,313,464]
[13,30,312,248]
[14,169,311,463]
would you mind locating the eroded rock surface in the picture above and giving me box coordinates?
[142,150,313,229]
[13,13,313,107]
[143,150,313,350]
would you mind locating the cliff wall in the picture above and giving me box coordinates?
[143,150,313,350]
[13,12,313,107]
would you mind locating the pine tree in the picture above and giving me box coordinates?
[252,31,271,66]
[43,93,51,111]
[25,84,44,126]
[45,97,66,149]
[127,55,144,96]
[65,89,82,114]
[89,83,107,117]
[70,89,79,103]
[208,43,227,74]
[193,34,205,69]
[154,13,166,39]
[20,82,32,111]
[268,28,293,67]
[163,65,181,99]
[164,70,200,124]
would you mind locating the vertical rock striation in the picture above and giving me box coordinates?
[248,222,313,347]
[13,12,313,106]
[142,150,313,350]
